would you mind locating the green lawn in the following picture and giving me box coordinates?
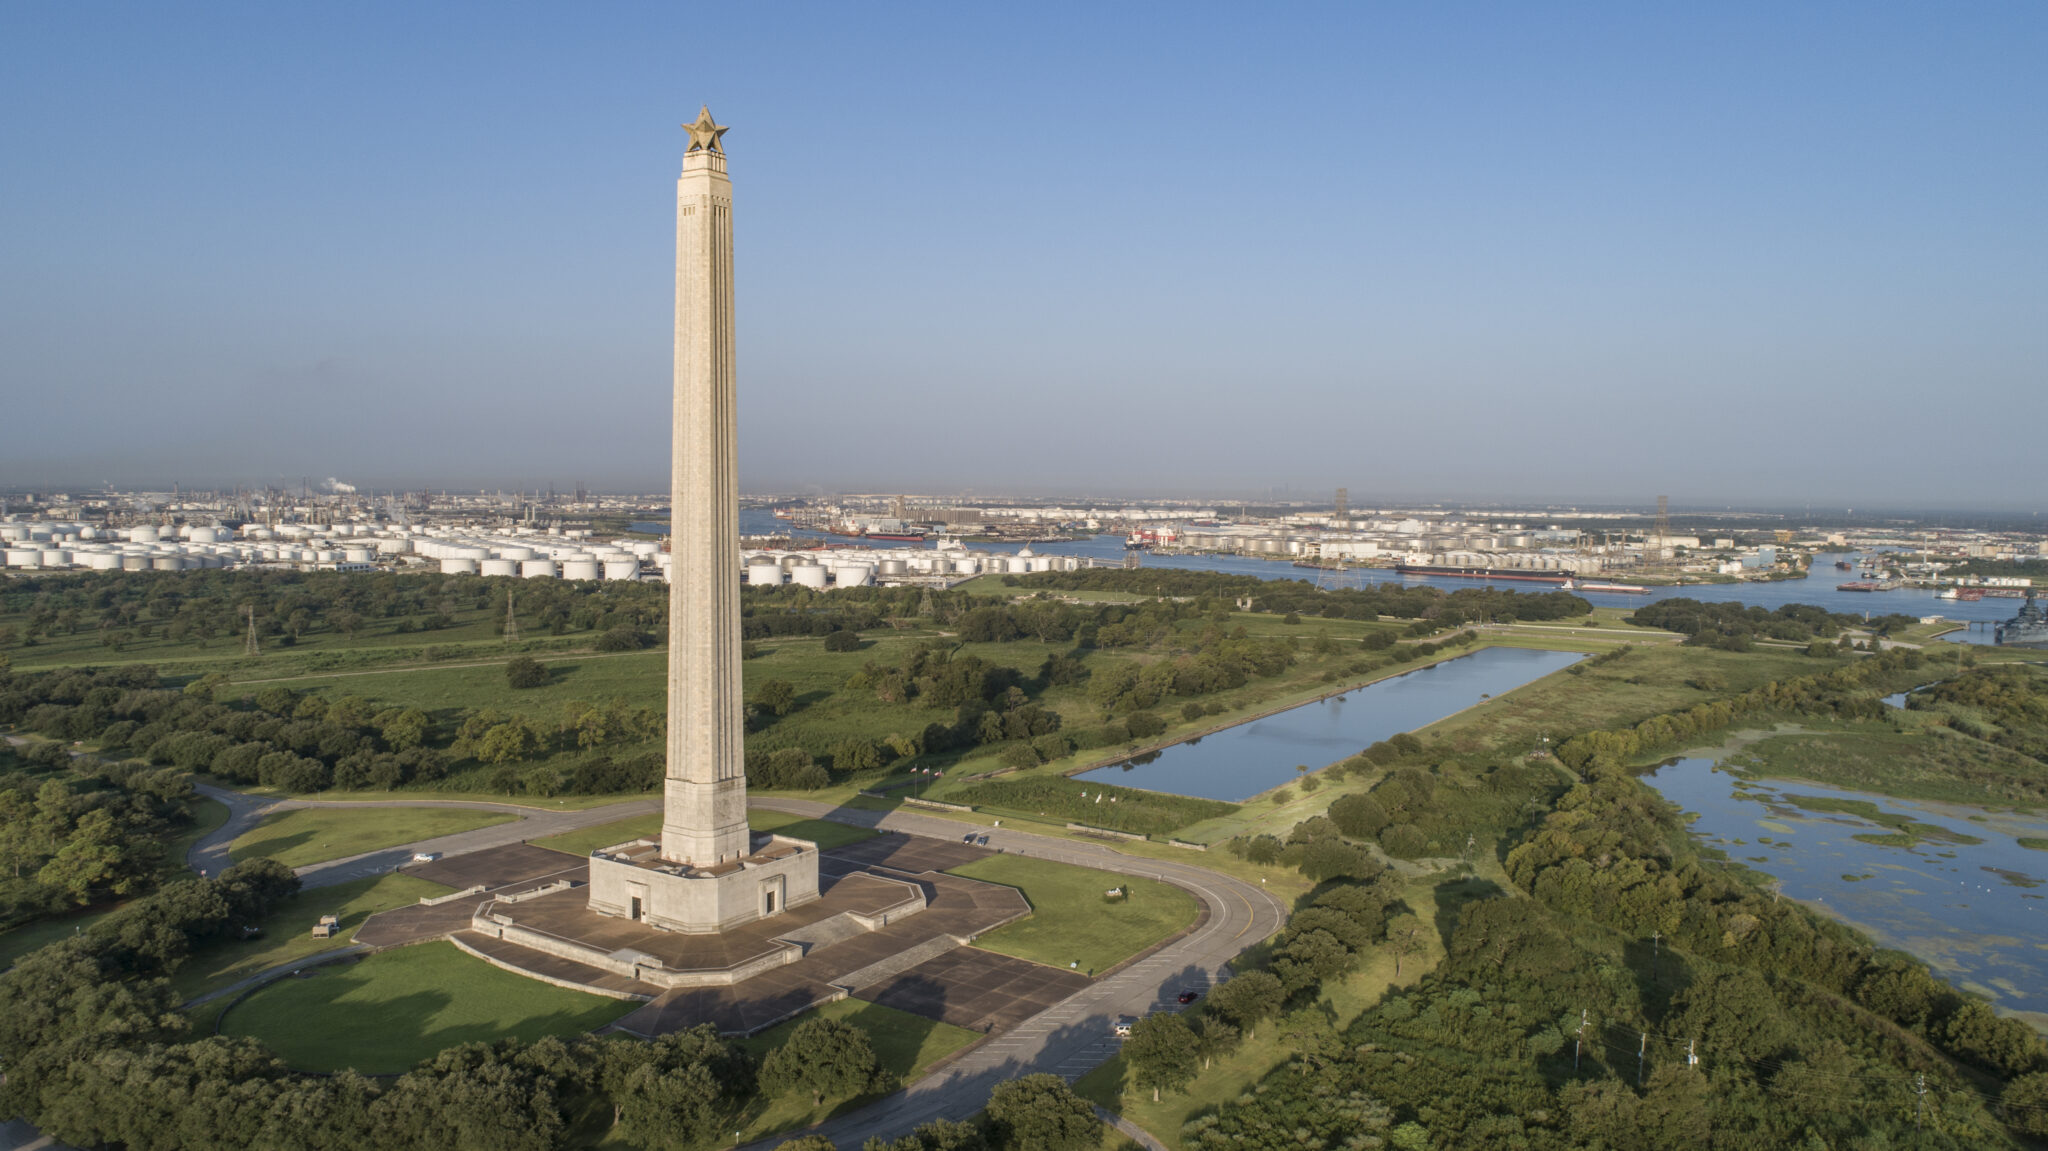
[0,905,122,970]
[946,854,1198,975]
[220,940,635,1072]
[531,809,878,857]
[172,872,452,1002]
[229,806,519,868]
[721,998,980,1143]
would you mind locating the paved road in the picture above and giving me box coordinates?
[191,783,660,889]
[746,797,1288,1149]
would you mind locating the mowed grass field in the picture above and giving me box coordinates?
[171,872,452,1002]
[530,809,878,857]
[946,854,1198,974]
[229,806,519,868]
[222,941,635,1073]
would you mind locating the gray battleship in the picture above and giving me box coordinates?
[1995,591,2048,648]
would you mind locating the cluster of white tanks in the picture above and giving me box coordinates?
[3,520,1104,586]
[410,531,656,581]
[736,543,1083,589]
[1429,551,1604,575]
[0,519,656,581]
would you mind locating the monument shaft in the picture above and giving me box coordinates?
[662,143,750,866]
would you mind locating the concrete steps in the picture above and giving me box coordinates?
[829,932,965,994]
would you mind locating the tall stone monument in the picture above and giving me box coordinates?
[585,107,821,933]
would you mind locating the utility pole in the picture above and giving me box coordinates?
[1686,1038,1698,1071]
[1637,1031,1647,1088]
[503,590,520,644]
[1915,1072,1927,1129]
[1574,1010,1587,1071]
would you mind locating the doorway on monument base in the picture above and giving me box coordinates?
[762,875,786,918]
[628,883,648,922]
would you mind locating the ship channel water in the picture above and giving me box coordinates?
[1642,756,2048,1022]
[1073,646,1583,802]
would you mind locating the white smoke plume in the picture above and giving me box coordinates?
[321,477,357,494]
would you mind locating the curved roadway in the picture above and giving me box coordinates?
[746,797,1287,1148]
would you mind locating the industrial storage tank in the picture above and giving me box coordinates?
[498,546,537,561]
[152,556,185,571]
[520,559,557,579]
[4,549,40,568]
[603,558,640,581]
[877,559,909,577]
[40,549,72,567]
[832,564,873,588]
[343,548,376,564]
[561,557,600,581]
[791,564,828,589]
[82,552,122,571]
[440,557,480,575]
[480,558,519,578]
[746,560,783,586]
[129,526,160,544]
[376,538,412,555]
[189,527,219,544]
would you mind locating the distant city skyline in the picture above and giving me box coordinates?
[3,4,2043,507]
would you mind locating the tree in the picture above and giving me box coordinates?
[759,1018,879,1106]
[1125,1012,1199,1101]
[505,656,550,689]
[617,1060,722,1151]
[984,1074,1098,1151]
[1190,1015,1238,1070]
[1327,793,1390,839]
[775,1138,837,1151]
[1385,912,1426,979]
[1206,971,1284,1039]
[753,679,798,718]
[824,629,862,652]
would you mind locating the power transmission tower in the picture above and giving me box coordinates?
[1334,486,1348,521]
[244,606,260,657]
[503,590,520,644]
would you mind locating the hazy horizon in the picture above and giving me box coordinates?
[4,4,2044,508]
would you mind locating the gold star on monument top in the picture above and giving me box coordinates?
[684,106,729,153]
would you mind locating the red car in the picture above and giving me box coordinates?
[1176,990,1199,1005]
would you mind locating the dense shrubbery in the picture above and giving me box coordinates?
[1008,569,1593,625]
[1631,597,1920,647]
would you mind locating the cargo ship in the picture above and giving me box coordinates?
[824,516,926,543]
[1392,564,1572,585]
[1559,579,1653,595]
[1837,580,1902,592]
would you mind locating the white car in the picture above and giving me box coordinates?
[411,851,442,863]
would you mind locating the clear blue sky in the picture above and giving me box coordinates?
[3,2,2043,508]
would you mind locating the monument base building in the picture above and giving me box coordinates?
[586,831,822,934]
